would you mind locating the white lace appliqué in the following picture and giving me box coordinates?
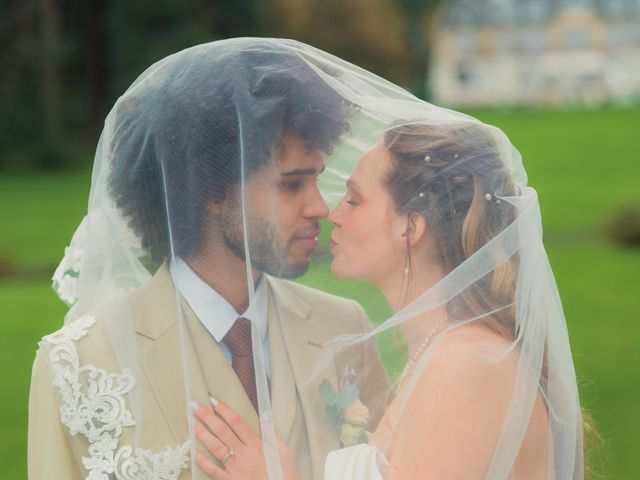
[42,316,190,480]
[52,216,88,306]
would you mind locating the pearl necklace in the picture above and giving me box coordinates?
[397,315,448,386]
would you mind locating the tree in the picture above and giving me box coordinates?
[396,0,446,99]
[40,0,64,167]
[265,0,413,87]
[86,0,109,136]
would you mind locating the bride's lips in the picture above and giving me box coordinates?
[329,234,338,253]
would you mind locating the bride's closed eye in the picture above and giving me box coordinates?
[344,178,363,207]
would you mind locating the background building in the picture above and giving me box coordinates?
[430,0,640,106]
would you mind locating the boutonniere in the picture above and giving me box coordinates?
[319,366,370,447]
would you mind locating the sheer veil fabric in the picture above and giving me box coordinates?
[44,38,582,479]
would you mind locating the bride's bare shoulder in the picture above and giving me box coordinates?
[381,326,526,478]
[442,321,513,348]
[413,323,518,395]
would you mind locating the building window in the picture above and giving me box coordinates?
[455,33,476,55]
[602,0,634,18]
[496,31,516,52]
[522,30,548,52]
[608,26,640,46]
[456,62,476,86]
[447,2,478,26]
[564,28,591,49]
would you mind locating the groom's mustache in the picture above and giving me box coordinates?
[290,223,322,241]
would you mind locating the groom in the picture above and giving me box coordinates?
[28,43,388,480]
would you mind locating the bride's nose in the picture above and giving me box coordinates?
[328,202,343,226]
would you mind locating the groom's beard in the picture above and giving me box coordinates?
[220,209,312,279]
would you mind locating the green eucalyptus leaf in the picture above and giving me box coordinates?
[325,404,343,426]
[336,384,359,408]
[319,379,337,406]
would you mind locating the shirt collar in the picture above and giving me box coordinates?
[169,257,268,342]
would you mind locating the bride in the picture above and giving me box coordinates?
[192,121,584,479]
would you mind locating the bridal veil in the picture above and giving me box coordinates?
[49,38,583,479]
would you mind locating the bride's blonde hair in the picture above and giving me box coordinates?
[383,122,519,339]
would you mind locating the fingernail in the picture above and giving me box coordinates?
[209,396,218,407]
[190,400,199,412]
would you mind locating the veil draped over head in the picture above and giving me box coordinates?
[47,38,582,480]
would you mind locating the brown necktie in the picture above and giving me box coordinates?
[224,317,259,412]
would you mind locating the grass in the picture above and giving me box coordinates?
[0,281,67,479]
[546,242,640,479]
[0,167,91,271]
[466,106,640,233]
[1,106,639,479]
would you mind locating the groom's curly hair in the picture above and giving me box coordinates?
[108,41,351,263]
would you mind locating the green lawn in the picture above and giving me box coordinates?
[0,282,67,479]
[0,167,91,270]
[2,106,639,479]
[546,242,640,479]
[466,107,640,233]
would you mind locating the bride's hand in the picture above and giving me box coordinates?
[192,399,299,480]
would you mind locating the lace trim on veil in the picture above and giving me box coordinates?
[41,316,189,480]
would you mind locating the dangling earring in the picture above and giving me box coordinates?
[397,252,411,309]
[398,215,413,308]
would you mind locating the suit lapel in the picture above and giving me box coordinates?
[134,265,197,443]
[266,277,341,473]
[267,286,298,441]
[134,265,258,445]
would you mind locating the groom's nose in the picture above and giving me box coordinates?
[303,186,330,219]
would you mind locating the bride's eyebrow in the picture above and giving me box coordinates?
[346,179,360,193]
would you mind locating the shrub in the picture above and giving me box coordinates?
[607,199,640,247]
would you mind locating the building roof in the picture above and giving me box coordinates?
[442,0,640,27]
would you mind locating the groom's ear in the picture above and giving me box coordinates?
[208,202,224,215]
[208,183,241,215]
[405,212,427,246]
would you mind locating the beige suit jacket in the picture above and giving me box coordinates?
[28,265,388,480]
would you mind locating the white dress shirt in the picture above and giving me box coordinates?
[170,258,271,377]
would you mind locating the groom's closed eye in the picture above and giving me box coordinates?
[279,165,326,193]
[281,180,304,192]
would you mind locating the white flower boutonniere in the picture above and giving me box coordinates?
[319,366,370,447]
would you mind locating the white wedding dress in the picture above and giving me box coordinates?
[324,444,387,480]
